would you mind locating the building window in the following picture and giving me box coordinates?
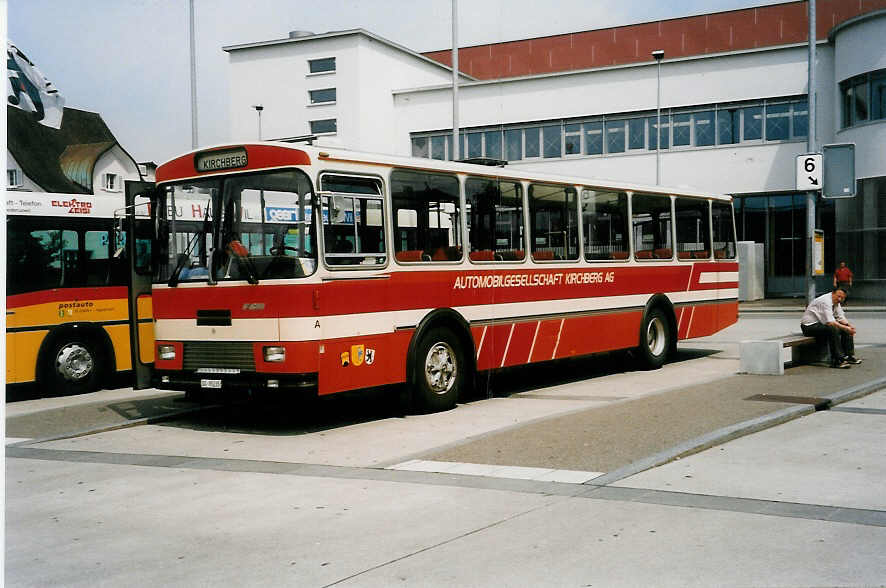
[7,169,21,187]
[791,100,808,138]
[310,119,337,134]
[585,121,603,155]
[872,71,886,120]
[841,68,886,128]
[524,127,540,158]
[742,106,763,140]
[648,116,669,150]
[505,129,522,160]
[308,88,336,104]
[484,130,502,159]
[565,123,582,154]
[103,173,119,191]
[308,57,336,74]
[672,113,691,147]
[410,96,808,163]
[542,125,562,158]
[431,135,446,160]
[765,103,790,140]
[717,107,740,144]
[628,118,645,150]
[605,119,625,154]
[411,136,429,158]
[694,111,714,146]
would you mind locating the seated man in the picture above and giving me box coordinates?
[800,288,862,369]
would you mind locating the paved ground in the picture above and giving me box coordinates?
[5,305,886,586]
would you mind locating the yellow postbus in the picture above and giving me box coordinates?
[6,186,154,396]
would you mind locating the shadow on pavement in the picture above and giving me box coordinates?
[158,347,723,437]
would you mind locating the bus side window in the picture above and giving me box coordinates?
[391,169,461,263]
[582,190,629,261]
[6,227,65,295]
[320,174,386,267]
[712,201,737,259]
[85,230,112,286]
[529,183,578,261]
[675,198,711,260]
[631,193,673,261]
[466,177,524,262]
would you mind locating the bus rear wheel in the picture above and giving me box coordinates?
[638,308,671,370]
[41,336,102,396]
[411,327,463,413]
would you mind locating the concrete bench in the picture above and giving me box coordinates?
[740,333,828,375]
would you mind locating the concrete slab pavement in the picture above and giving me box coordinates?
[6,309,886,586]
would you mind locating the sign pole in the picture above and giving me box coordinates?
[805,0,817,304]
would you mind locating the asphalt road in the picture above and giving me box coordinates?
[6,309,886,586]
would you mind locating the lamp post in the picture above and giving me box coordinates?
[252,104,264,140]
[652,49,664,185]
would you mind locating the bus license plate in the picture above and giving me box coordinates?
[200,379,222,389]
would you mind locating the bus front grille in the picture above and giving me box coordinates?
[182,342,256,371]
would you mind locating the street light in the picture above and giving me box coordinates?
[252,104,264,140]
[652,49,664,185]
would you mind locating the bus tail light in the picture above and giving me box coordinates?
[158,344,176,360]
[263,346,286,362]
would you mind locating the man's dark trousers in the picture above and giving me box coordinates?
[801,322,854,364]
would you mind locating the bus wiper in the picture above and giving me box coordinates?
[168,198,211,287]
[167,229,202,287]
[228,239,259,285]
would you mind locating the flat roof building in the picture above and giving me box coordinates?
[224,1,886,301]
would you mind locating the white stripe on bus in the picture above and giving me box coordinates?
[501,323,515,368]
[154,289,738,342]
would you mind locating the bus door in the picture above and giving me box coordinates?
[124,180,156,389]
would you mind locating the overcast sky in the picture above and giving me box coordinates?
[9,0,794,165]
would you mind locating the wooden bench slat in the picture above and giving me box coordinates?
[766,334,817,348]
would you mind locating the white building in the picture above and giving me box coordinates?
[224,29,473,152]
[224,2,886,300]
[7,105,142,196]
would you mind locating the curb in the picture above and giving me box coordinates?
[585,404,814,486]
[586,375,886,487]
[6,404,217,449]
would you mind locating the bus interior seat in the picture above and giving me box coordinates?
[678,251,692,260]
[431,246,461,261]
[533,250,555,261]
[396,250,430,262]
[635,250,654,259]
[469,250,495,261]
[610,251,629,260]
[694,250,710,259]
[714,249,727,259]
[654,248,672,259]
[498,249,524,261]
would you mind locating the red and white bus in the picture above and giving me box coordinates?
[149,143,738,412]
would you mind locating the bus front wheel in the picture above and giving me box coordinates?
[41,336,102,396]
[638,308,671,370]
[411,327,463,413]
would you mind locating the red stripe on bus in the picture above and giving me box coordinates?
[7,286,130,309]
[156,145,311,182]
[151,263,737,320]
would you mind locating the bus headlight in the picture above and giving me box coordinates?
[158,344,176,360]
[263,346,286,362]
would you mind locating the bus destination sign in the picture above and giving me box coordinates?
[195,148,248,172]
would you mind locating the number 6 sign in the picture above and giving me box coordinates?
[796,153,822,191]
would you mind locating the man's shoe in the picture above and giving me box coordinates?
[845,356,863,365]
[831,361,851,369]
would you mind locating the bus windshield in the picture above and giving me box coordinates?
[156,169,316,284]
